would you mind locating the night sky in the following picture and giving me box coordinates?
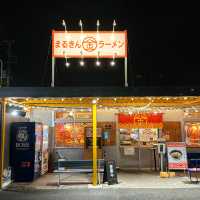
[0,1,199,87]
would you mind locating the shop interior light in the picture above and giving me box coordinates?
[11,110,18,116]
[61,98,64,101]
[79,98,83,101]
[69,111,74,116]
[24,107,28,111]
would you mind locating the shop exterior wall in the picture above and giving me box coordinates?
[163,110,184,141]
[97,111,118,165]
[30,109,54,127]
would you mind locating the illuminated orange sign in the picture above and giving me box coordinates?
[52,31,127,58]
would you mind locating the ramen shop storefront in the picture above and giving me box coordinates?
[1,93,200,189]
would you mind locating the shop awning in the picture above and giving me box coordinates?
[0,86,199,98]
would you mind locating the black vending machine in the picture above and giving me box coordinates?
[10,122,43,182]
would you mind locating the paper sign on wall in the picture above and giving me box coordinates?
[124,147,135,155]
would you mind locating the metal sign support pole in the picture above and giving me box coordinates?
[92,104,97,186]
[124,57,128,87]
[51,57,55,87]
[0,59,3,87]
[0,99,6,189]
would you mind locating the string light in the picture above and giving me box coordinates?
[92,99,97,104]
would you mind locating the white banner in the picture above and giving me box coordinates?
[52,31,127,58]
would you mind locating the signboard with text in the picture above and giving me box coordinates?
[167,142,188,170]
[52,31,127,58]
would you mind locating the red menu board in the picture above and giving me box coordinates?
[55,123,86,147]
[55,112,92,147]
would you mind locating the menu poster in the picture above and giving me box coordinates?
[139,128,158,142]
[167,142,188,170]
[124,147,135,155]
[185,123,200,146]
[55,123,85,147]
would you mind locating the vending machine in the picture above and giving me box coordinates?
[10,122,43,182]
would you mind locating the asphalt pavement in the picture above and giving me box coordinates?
[1,188,200,200]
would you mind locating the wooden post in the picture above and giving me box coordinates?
[92,103,97,186]
[0,99,6,189]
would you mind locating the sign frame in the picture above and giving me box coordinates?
[167,142,188,170]
[52,30,127,59]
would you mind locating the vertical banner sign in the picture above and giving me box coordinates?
[52,31,127,58]
[167,142,188,170]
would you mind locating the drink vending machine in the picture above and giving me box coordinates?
[10,122,45,182]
